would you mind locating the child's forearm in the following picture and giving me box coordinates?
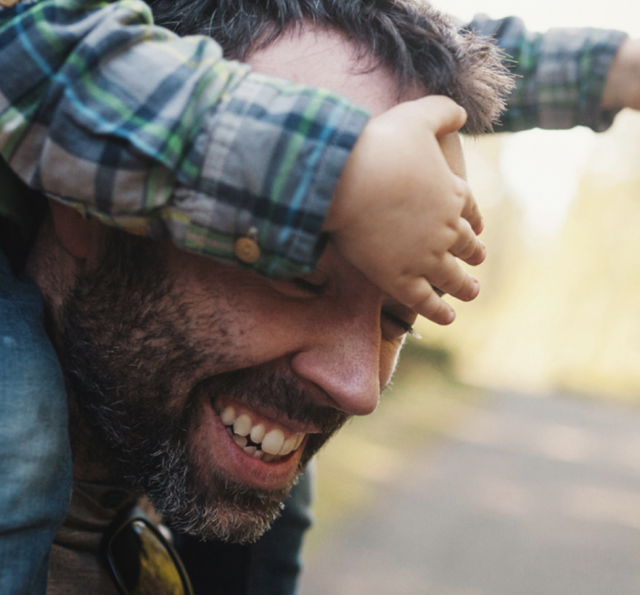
[0,0,368,279]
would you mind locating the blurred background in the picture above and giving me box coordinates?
[300,1,640,593]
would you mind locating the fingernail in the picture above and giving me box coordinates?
[477,243,487,263]
[446,309,455,324]
[470,279,480,299]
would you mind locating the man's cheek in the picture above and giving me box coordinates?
[179,310,255,376]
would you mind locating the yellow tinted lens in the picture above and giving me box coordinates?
[110,520,186,595]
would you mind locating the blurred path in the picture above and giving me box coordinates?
[301,391,640,595]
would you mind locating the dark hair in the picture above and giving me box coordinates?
[147,0,513,134]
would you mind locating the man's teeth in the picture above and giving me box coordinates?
[220,405,305,460]
[250,423,265,444]
[233,413,252,437]
[220,407,237,426]
[233,435,248,448]
[262,428,285,455]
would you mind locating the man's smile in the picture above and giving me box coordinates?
[216,401,309,462]
[191,395,312,493]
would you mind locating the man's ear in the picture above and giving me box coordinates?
[48,199,98,260]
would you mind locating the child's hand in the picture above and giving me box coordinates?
[324,95,485,325]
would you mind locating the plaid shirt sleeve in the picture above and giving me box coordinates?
[466,15,628,133]
[0,0,369,278]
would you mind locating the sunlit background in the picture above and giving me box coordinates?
[301,2,640,594]
[421,0,640,398]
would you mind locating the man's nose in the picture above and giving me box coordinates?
[290,308,381,416]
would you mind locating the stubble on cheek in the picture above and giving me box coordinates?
[58,232,238,468]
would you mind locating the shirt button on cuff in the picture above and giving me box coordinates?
[234,237,261,264]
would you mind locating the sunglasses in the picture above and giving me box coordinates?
[101,505,194,595]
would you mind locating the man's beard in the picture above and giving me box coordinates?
[57,232,348,543]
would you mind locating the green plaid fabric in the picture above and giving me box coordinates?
[0,3,628,276]
[467,15,628,132]
[0,0,369,278]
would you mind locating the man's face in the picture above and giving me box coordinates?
[63,236,412,542]
[58,26,466,544]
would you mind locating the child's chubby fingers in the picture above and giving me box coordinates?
[449,173,484,235]
[412,95,468,137]
[435,134,484,235]
[427,253,481,303]
[450,219,487,266]
[460,190,485,235]
[400,278,456,325]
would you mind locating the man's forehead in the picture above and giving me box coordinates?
[246,26,424,116]
[247,25,466,179]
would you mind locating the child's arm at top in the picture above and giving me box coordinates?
[0,0,366,279]
[467,15,630,132]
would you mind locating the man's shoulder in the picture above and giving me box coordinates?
[0,157,48,270]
